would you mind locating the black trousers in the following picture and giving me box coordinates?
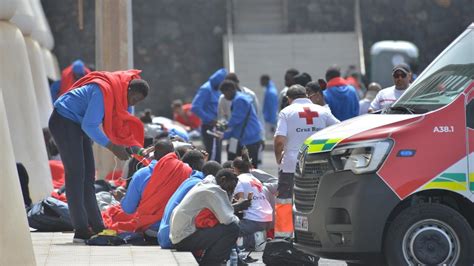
[201,124,222,163]
[48,110,105,234]
[176,223,240,266]
[227,141,261,169]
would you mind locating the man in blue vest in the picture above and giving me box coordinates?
[191,68,227,163]
[219,80,263,168]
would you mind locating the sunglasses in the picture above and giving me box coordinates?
[393,73,407,79]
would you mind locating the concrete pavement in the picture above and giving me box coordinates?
[30,143,347,265]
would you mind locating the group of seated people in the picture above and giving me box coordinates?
[96,135,277,265]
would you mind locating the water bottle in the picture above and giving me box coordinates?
[227,248,238,266]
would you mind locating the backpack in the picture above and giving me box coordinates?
[262,238,319,266]
[27,197,73,232]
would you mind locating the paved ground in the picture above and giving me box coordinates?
[30,142,347,265]
[31,232,345,265]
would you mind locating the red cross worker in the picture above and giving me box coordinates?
[273,85,340,238]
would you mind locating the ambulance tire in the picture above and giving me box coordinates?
[384,203,474,266]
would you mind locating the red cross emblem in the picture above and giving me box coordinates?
[298,107,318,125]
[249,178,263,193]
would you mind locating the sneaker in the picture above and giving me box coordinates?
[73,231,93,244]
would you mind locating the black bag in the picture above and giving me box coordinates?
[262,238,319,266]
[27,197,73,232]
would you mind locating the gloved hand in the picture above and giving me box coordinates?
[233,198,252,213]
[106,142,130,160]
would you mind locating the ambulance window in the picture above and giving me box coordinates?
[467,100,474,129]
[391,29,474,114]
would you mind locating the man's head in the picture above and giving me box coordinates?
[392,63,412,90]
[72,60,87,80]
[325,66,341,82]
[219,80,238,101]
[286,84,307,103]
[215,169,238,195]
[153,138,175,161]
[364,82,382,100]
[294,72,312,87]
[225,73,240,85]
[202,160,223,177]
[305,81,325,106]
[171,99,183,114]
[222,160,233,169]
[284,68,299,87]
[128,79,149,107]
[181,150,205,171]
[260,74,270,87]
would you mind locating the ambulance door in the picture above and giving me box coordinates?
[466,87,474,194]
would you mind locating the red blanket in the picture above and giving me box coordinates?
[58,64,91,97]
[67,70,144,147]
[102,152,192,232]
[195,208,219,229]
[49,160,65,189]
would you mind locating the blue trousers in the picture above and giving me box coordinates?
[49,110,105,234]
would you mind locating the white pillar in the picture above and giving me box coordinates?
[25,36,54,128]
[11,0,53,128]
[0,0,36,263]
[94,0,134,179]
[0,91,36,266]
[0,21,53,202]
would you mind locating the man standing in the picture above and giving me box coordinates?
[261,75,278,140]
[369,63,412,112]
[273,85,339,238]
[279,68,299,111]
[192,68,227,163]
[323,66,360,121]
[49,69,149,243]
[219,80,263,168]
[359,82,382,114]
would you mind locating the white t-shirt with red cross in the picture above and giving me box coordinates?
[275,98,340,173]
[234,173,273,222]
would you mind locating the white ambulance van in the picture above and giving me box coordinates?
[294,23,474,265]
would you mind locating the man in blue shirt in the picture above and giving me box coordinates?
[48,74,149,243]
[261,75,278,140]
[191,68,227,163]
[323,66,360,121]
[219,80,263,168]
[157,150,208,248]
[119,139,176,235]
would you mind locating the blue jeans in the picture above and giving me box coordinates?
[239,219,271,249]
[49,110,105,234]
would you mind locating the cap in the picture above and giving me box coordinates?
[72,60,86,76]
[392,63,411,75]
[286,84,307,98]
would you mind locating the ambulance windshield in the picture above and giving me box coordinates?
[389,28,474,114]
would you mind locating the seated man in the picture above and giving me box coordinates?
[170,169,240,265]
[102,139,192,232]
[158,150,206,248]
[232,153,273,250]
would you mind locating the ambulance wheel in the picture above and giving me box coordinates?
[384,203,474,266]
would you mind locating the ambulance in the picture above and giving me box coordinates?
[293,23,474,265]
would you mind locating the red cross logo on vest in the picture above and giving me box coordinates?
[298,107,318,125]
[249,178,263,193]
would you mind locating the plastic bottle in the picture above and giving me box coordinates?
[227,248,238,266]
